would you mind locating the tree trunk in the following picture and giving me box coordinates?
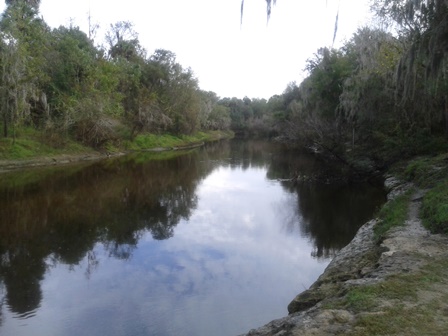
[445,96,448,139]
[3,114,7,137]
[352,125,355,149]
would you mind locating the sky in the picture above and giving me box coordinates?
[0,0,373,99]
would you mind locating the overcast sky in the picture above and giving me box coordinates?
[1,0,373,99]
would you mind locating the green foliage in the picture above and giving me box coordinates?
[0,0,49,137]
[0,127,89,160]
[5,0,40,9]
[387,154,448,235]
[372,0,448,137]
[216,95,284,137]
[0,138,36,159]
[1,0,447,166]
[404,154,448,187]
[422,179,448,234]
[374,189,413,242]
[344,286,379,312]
[125,131,231,151]
[405,157,434,182]
[328,271,425,314]
[303,47,355,119]
[207,105,231,130]
[130,134,183,149]
[0,2,234,150]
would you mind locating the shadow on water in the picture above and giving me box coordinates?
[267,147,386,259]
[0,139,386,328]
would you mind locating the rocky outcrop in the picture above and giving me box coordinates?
[240,218,382,336]
[240,178,432,336]
[287,219,381,315]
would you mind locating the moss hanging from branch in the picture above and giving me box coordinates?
[241,0,277,24]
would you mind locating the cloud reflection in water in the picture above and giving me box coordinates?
[0,140,384,336]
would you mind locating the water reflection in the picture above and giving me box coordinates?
[267,145,385,259]
[0,140,385,335]
[0,152,210,322]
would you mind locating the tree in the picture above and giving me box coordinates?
[105,21,144,61]
[147,49,201,135]
[373,0,448,137]
[198,90,218,129]
[0,0,48,139]
[42,24,123,146]
[5,0,40,9]
[339,28,401,150]
[207,105,231,130]
[241,0,277,23]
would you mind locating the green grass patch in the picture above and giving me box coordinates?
[390,154,448,234]
[421,178,448,234]
[0,128,233,162]
[403,154,448,188]
[0,136,92,160]
[346,263,448,335]
[125,130,233,151]
[328,272,421,313]
[374,189,413,242]
[328,257,448,335]
[351,305,436,336]
[344,286,379,312]
[0,137,58,160]
[118,149,197,165]
[132,133,184,149]
[324,262,446,334]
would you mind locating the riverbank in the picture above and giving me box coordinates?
[242,155,448,335]
[0,130,233,173]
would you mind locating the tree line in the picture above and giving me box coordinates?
[228,0,448,171]
[1,0,447,170]
[0,0,232,148]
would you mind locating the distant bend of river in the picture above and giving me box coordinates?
[0,139,386,336]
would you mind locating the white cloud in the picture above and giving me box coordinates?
[0,0,372,98]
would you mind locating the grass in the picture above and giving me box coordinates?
[421,179,448,234]
[373,189,413,242]
[123,130,232,151]
[316,152,448,334]
[0,127,233,161]
[326,271,423,313]
[0,136,91,160]
[343,258,448,335]
[403,153,448,188]
[322,257,448,335]
[330,150,448,333]
[335,153,448,334]
[398,154,448,234]
[351,305,437,336]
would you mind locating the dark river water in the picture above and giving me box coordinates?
[0,139,386,336]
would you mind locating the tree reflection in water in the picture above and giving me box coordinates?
[0,150,212,320]
[0,139,385,325]
[267,147,386,259]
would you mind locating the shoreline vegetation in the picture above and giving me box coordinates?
[2,129,447,335]
[1,1,448,334]
[0,129,233,173]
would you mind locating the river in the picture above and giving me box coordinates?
[0,139,385,336]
